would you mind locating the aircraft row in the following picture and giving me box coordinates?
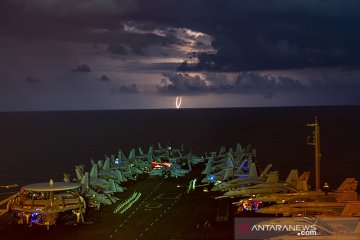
[197,144,360,216]
[198,143,360,238]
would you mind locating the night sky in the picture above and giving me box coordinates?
[1,0,360,111]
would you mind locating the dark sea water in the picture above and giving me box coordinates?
[0,106,359,190]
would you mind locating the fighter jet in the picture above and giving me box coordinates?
[149,162,172,177]
[217,170,309,199]
[253,178,359,216]
[94,158,128,182]
[74,165,124,193]
[152,142,184,163]
[79,172,118,207]
[168,159,192,177]
[239,178,358,211]
[113,150,140,180]
[150,159,191,178]
[201,152,238,183]
[183,152,204,165]
[211,163,272,192]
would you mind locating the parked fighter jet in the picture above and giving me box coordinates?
[183,152,204,165]
[212,163,272,192]
[201,152,237,183]
[79,172,117,207]
[217,170,309,199]
[94,158,128,183]
[74,165,124,193]
[152,142,184,163]
[253,178,359,216]
[239,178,358,211]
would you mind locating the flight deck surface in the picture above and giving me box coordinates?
[0,168,234,240]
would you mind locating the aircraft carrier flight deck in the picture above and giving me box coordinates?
[0,167,234,240]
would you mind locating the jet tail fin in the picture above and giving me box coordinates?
[148,146,154,154]
[225,153,234,168]
[258,164,272,180]
[139,147,144,156]
[98,160,104,169]
[63,173,71,182]
[219,146,226,156]
[118,150,128,161]
[80,172,90,187]
[285,169,299,186]
[90,164,99,178]
[222,168,233,182]
[115,170,127,182]
[201,160,212,175]
[341,202,360,217]
[75,165,84,180]
[128,149,136,160]
[266,171,279,184]
[235,143,242,154]
[294,171,310,191]
[355,221,360,234]
[248,163,258,178]
[336,178,358,192]
[335,178,358,201]
[108,179,124,193]
[103,158,110,171]
[90,158,96,166]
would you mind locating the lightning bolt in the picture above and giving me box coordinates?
[176,96,182,109]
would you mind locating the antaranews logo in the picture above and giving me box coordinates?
[236,222,250,235]
[234,218,317,239]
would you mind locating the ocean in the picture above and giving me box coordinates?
[0,106,359,190]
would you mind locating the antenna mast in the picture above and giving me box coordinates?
[307,117,321,190]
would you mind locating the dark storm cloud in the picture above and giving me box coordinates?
[107,43,127,55]
[73,64,91,73]
[233,72,305,98]
[157,73,208,93]
[2,1,360,71]
[111,84,139,94]
[100,75,111,81]
[158,72,306,97]
[0,1,175,48]
[125,0,360,71]
[26,77,42,84]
